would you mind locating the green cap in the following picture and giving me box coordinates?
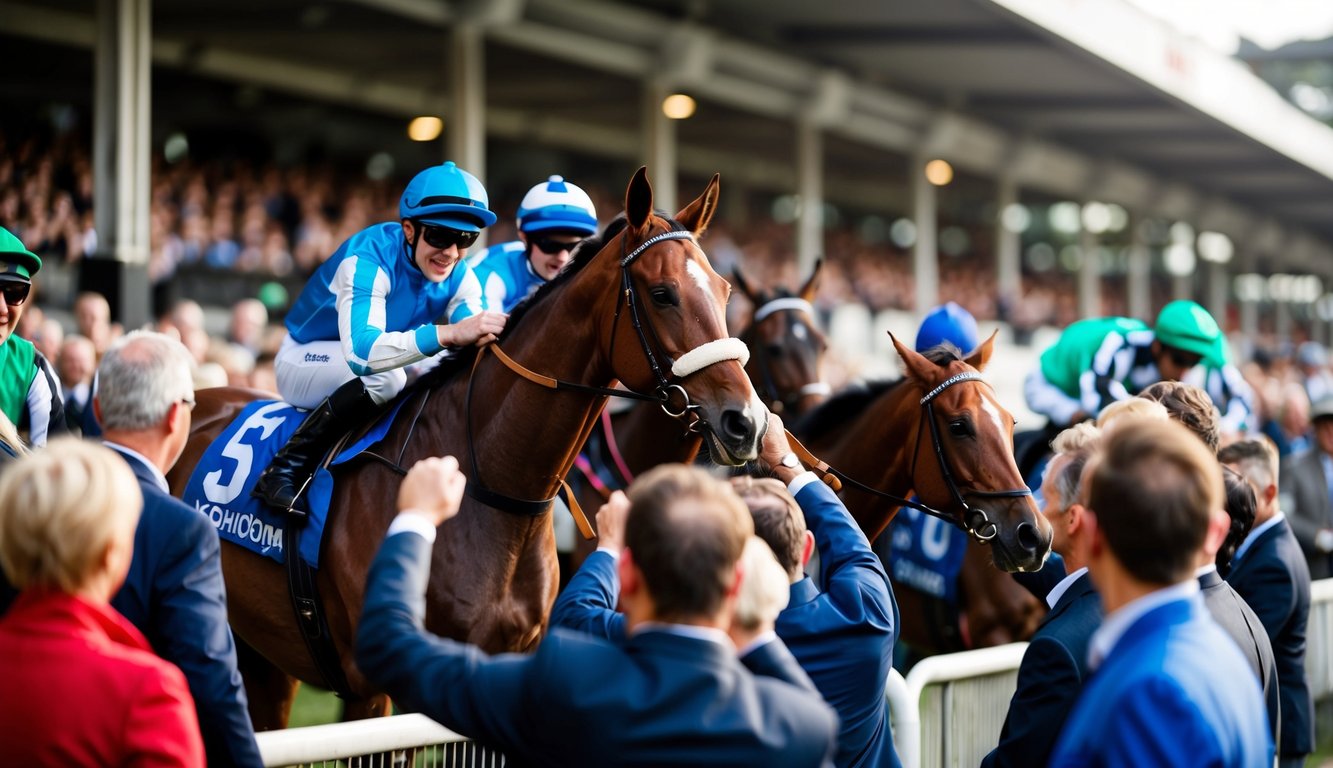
[1154,300,1221,359]
[0,227,41,282]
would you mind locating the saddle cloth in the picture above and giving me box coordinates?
[182,399,405,569]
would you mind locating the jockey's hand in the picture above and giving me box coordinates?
[398,456,468,527]
[595,491,630,556]
[438,311,508,348]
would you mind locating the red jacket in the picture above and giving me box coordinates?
[0,590,204,767]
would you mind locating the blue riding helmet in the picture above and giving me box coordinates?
[399,161,497,233]
[516,175,598,236]
[916,302,979,354]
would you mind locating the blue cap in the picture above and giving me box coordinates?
[916,302,979,353]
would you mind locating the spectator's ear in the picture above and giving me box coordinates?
[801,530,815,568]
[619,549,641,597]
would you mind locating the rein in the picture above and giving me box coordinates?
[791,371,1031,543]
[747,296,831,414]
[460,226,749,536]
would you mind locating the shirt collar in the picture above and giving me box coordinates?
[1087,579,1199,671]
[1194,562,1218,579]
[632,621,732,648]
[102,440,169,493]
[1232,512,1285,565]
[1046,566,1089,609]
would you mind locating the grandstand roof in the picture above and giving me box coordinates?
[6,0,1333,268]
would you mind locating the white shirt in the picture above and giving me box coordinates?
[1045,566,1089,609]
[1086,579,1200,671]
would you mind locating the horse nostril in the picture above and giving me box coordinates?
[719,409,752,441]
[1015,521,1041,554]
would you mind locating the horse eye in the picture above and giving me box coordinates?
[649,286,679,307]
[766,343,784,358]
[948,420,972,438]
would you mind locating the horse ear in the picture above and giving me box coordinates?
[799,258,823,302]
[626,166,653,234]
[731,265,758,304]
[964,330,998,372]
[676,173,721,236]
[890,332,937,384]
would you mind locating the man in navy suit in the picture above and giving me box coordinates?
[356,457,839,768]
[1048,418,1272,767]
[95,332,262,768]
[552,413,897,768]
[983,423,1103,768]
[1222,439,1314,768]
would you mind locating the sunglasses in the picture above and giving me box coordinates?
[1165,347,1203,369]
[419,223,480,251]
[532,237,583,256]
[0,282,31,307]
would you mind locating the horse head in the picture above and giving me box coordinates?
[732,260,830,418]
[587,168,765,465]
[890,331,1052,573]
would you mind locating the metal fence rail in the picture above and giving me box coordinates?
[256,713,503,768]
[900,642,1027,768]
[1309,577,1333,702]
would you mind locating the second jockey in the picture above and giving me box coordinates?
[468,175,599,313]
[253,161,507,512]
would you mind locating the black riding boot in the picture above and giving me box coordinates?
[253,378,379,515]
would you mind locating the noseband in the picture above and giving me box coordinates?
[747,297,831,414]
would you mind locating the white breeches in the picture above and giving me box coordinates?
[275,336,406,409]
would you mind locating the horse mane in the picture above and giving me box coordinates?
[412,211,687,392]
[794,344,965,441]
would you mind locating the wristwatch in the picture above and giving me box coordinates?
[780,452,801,470]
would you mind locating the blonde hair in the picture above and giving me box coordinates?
[0,438,142,592]
[732,536,791,631]
[0,409,27,457]
[1096,397,1169,432]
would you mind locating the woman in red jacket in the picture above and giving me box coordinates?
[0,438,203,767]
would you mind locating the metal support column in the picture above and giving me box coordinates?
[1207,262,1229,329]
[995,176,1021,309]
[1127,221,1151,321]
[796,120,823,279]
[1078,226,1100,319]
[447,23,485,180]
[88,0,152,329]
[912,155,938,317]
[643,81,677,213]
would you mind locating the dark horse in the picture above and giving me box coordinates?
[793,334,1051,651]
[568,261,829,534]
[167,168,765,728]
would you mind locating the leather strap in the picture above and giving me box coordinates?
[784,429,843,492]
[560,480,596,540]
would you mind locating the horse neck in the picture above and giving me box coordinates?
[609,403,701,478]
[842,381,928,540]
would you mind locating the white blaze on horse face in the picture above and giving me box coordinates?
[684,257,727,328]
[979,389,1008,441]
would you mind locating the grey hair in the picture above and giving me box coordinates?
[1050,422,1103,510]
[96,330,195,431]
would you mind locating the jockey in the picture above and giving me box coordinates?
[916,301,979,354]
[1024,300,1221,427]
[0,227,64,447]
[467,175,598,312]
[1187,335,1256,436]
[253,162,507,512]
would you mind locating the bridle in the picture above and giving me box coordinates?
[746,296,831,414]
[462,226,749,518]
[793,371,1031,543]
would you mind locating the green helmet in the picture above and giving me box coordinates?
[0,227,41,281]
[1154,300,1220,359]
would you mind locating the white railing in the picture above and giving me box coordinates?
[256,713,502,768]
[1309,577,1333,701]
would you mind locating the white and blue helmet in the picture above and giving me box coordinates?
[399,161,497,233]
[516,175,598,236]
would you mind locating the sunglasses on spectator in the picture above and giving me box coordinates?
[531,237,583,256]
[419,224,480,251]
[1165,347,1203,369]
[0,282,31,307]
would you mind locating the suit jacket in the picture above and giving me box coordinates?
[107,446,263,768]
[1048,593,1273,767]
[981,571,1101,768]
[1279,449,1333,579]
[0,591,203,767]
[1226,518,1314,758]
[1199,567,1281,746]
[358,531,838,767]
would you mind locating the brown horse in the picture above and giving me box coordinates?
[792,334,1050,651]
[167,168,765,728]
[568,261,830,536]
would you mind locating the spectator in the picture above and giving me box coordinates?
[0,228,65,446]
[29,316,63,365]
[1297,342,1333,405]
[1280,397,1333,580]
[0,438,203,766]
[1095,396,1168,432]
[356,458,839,767]
[984,423,1103,768]
[227,297,269,357]
[73,290,117,357]
[1265,381,1312,459]
[1218,465,1257,576]
[57,334,99,436]
[1138,380,1221,453]
[92,331,261,766]
[1221,438,1314,768]
[1048,418,1272,767]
